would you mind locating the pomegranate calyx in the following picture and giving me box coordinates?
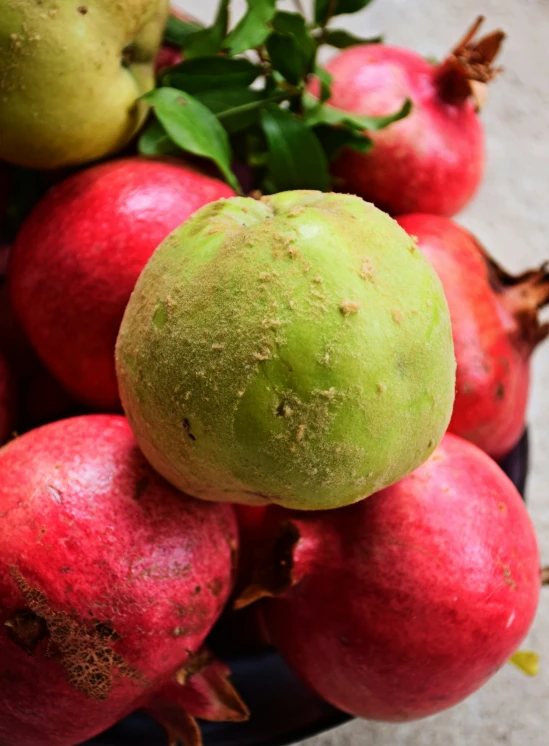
[435,16,505,109]
[486,255,549,351]
[173,649,249,722]
[145,649,248,746]
[234,521,301,610]
[143,701,202,746]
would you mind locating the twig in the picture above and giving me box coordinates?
[293,0,306,15]
[542,566,549,586]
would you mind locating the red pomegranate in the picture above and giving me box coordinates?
[319,17,504,216]
[397,213,549,458]
[238,434,540,721]
[9,157,235,410]
[0,415,245,746]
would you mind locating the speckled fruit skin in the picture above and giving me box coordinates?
[116,190,456,510]
[320,44,484,216]
[397,213,549,459]
[0,0,169,169]
[0,415,240,746]
[245,434,540,721]
[0,348,15,443]
[9,157,235,410]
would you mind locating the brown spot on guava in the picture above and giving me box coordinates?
[339,299,360,316]
[183,419,196,441]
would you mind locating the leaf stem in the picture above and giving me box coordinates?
[216,91,301,121]
[324,0,338,28]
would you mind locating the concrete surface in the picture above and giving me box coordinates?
[177,1,549,743]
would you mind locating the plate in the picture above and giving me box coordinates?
[88,430,529,746]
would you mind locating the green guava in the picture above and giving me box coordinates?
[116,191,456,510]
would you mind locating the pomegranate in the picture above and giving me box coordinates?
[396,213,549,458]
[319,17,504,216]
[0,415,246,746]
[9,157,235,410]
[238,434,540,721]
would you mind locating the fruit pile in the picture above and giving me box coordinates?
[0,2,546,745]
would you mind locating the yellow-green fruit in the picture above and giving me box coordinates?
[116,191,456,510]
[0,0,169,169]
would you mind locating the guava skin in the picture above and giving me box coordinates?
[116,191,456,510]
[0,0,169,169]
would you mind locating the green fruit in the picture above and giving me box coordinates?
[116,191,456,510]
[0,0,169,169]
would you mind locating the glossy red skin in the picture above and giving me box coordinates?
[259,434,540,721]
[0,348,15,443]
[0,415,238,746]
[321,45,483,216]
[9,158,235,409]
[397,214,529,458]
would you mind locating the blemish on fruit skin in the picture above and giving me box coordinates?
[498,502,506,512]
[495,382,505,400]
[153,302,168,330]
[339,299,360,316]
[9,568,144,699]
[360,258,375,280]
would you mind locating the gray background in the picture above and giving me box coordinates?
[175,1,549,743]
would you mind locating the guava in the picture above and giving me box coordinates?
[116,191,456,510]
[0,0,169,169]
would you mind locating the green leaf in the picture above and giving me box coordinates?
[266,12,317,85]
[160,57,263,94]
[194,87,266,133]
[184,0,229,59]
[315,0,375,25]
[315,65,333,103]
[224,0,277,55]
[138,119,182,156]
[313,124,372,160]
[323,29,382,48]
[303,95,412,131]
[163,14,203,48]
[142,88,240,192]
[260,104,330,192]
[510,651,540,677]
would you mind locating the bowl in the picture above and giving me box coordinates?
[88,430,529,746]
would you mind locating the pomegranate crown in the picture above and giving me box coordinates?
[436,16,506,110]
